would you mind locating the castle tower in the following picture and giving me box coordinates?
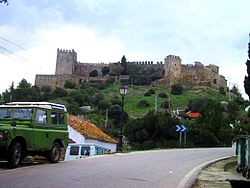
[164,55,182,87]
[55,49,77,75]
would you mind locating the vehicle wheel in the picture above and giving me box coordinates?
[246,170,250,179]
[8,142,22,168]
[47,142,61,163]
[243,168,247,177]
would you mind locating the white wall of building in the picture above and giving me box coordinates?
[68,125,85,143]
[85,138,117,152]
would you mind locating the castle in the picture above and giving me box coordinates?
[35,49,227,90]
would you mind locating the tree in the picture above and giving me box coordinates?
[219,87,226,95]
[121,55,127,75]
[64,80,76,89]
[0,0,8,5]
[124,111,179,149]
[111,64,124,80]
[10,79,39,102]
[230,85,241,97]
[51,87,68,98]
[18,79,31,89]
[101,66,110,77]
[244,34,250,100]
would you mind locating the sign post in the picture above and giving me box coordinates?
[176,125,187,148]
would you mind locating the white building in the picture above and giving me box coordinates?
[68,116,117,152]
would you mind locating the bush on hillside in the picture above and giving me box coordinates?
[144,89,155,96]
[98,99,111,111]
[171,83,183,95]
[158,92,168,98]
[138,100,150,108]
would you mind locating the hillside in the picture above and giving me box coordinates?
[102,84,229,118]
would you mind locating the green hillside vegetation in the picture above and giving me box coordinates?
[102,84,229,118]
[1,79,249,150]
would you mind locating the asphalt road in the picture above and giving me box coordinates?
[0,148,233,188]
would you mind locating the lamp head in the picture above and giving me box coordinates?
[119,85,128,96]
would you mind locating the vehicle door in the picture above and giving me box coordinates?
[33,109,50,149]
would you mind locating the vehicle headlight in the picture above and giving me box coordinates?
[0,130,8,140]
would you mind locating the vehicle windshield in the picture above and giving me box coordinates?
[0,108,32,120]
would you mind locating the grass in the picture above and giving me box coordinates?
[102,84,229,118]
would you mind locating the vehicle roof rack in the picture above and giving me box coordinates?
[3,102,67,112]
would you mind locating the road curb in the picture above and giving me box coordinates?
[177,155,234,188]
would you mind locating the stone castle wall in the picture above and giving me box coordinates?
[35,49,227,90]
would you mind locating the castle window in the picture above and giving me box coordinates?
[175,64,176,66]
[213,79,217,84]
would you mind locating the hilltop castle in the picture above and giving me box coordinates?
[35,49,227,90]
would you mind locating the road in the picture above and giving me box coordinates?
[0,148,233,188]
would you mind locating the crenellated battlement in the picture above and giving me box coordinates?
[57,48,75,53]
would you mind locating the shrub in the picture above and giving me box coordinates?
[64,80,76,89]
[148,89,155,95]
[158,92,168,98]
[138,100,150,108]
[120,79,130,85]
[171,83,183,95]
[144,89,155,96]
[106,77,116,85]
[111,97,122,106]
[219,87,226,95]
[98,100,111,111]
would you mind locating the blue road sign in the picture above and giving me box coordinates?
[176,125,187,132]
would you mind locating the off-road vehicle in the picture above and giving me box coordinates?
[0,102,68,168]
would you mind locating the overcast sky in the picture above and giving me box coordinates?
[0,0,250,98]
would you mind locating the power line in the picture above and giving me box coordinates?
[0,36,28,51]
[0,45,31,63]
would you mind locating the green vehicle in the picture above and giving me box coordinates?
[0,102,68,168]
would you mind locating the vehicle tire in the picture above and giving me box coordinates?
[8,142,22,168]
[47,142,61,163]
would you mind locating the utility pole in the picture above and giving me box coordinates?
[154,95,158,114]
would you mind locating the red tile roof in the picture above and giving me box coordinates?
[187,111,201,119]
[68,115,117,144]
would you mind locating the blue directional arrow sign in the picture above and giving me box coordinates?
[180,125,187,132]
[176,125,187,132]
[176,125,182,132]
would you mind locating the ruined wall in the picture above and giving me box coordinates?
[163,55,227,90]
[74,62,108,77]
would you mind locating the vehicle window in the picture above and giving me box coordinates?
[81,146,90,156]
[35,109,47,124]
[51,112,64,125]
[70,146,79,155]
[0,108,32,119]
[58,113,64,124]
[51,112,57,124]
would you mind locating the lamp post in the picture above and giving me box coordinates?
[118,85,128,152]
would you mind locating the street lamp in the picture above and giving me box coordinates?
[118,85,128,151]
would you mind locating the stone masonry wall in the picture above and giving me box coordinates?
[35,48,227,91]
